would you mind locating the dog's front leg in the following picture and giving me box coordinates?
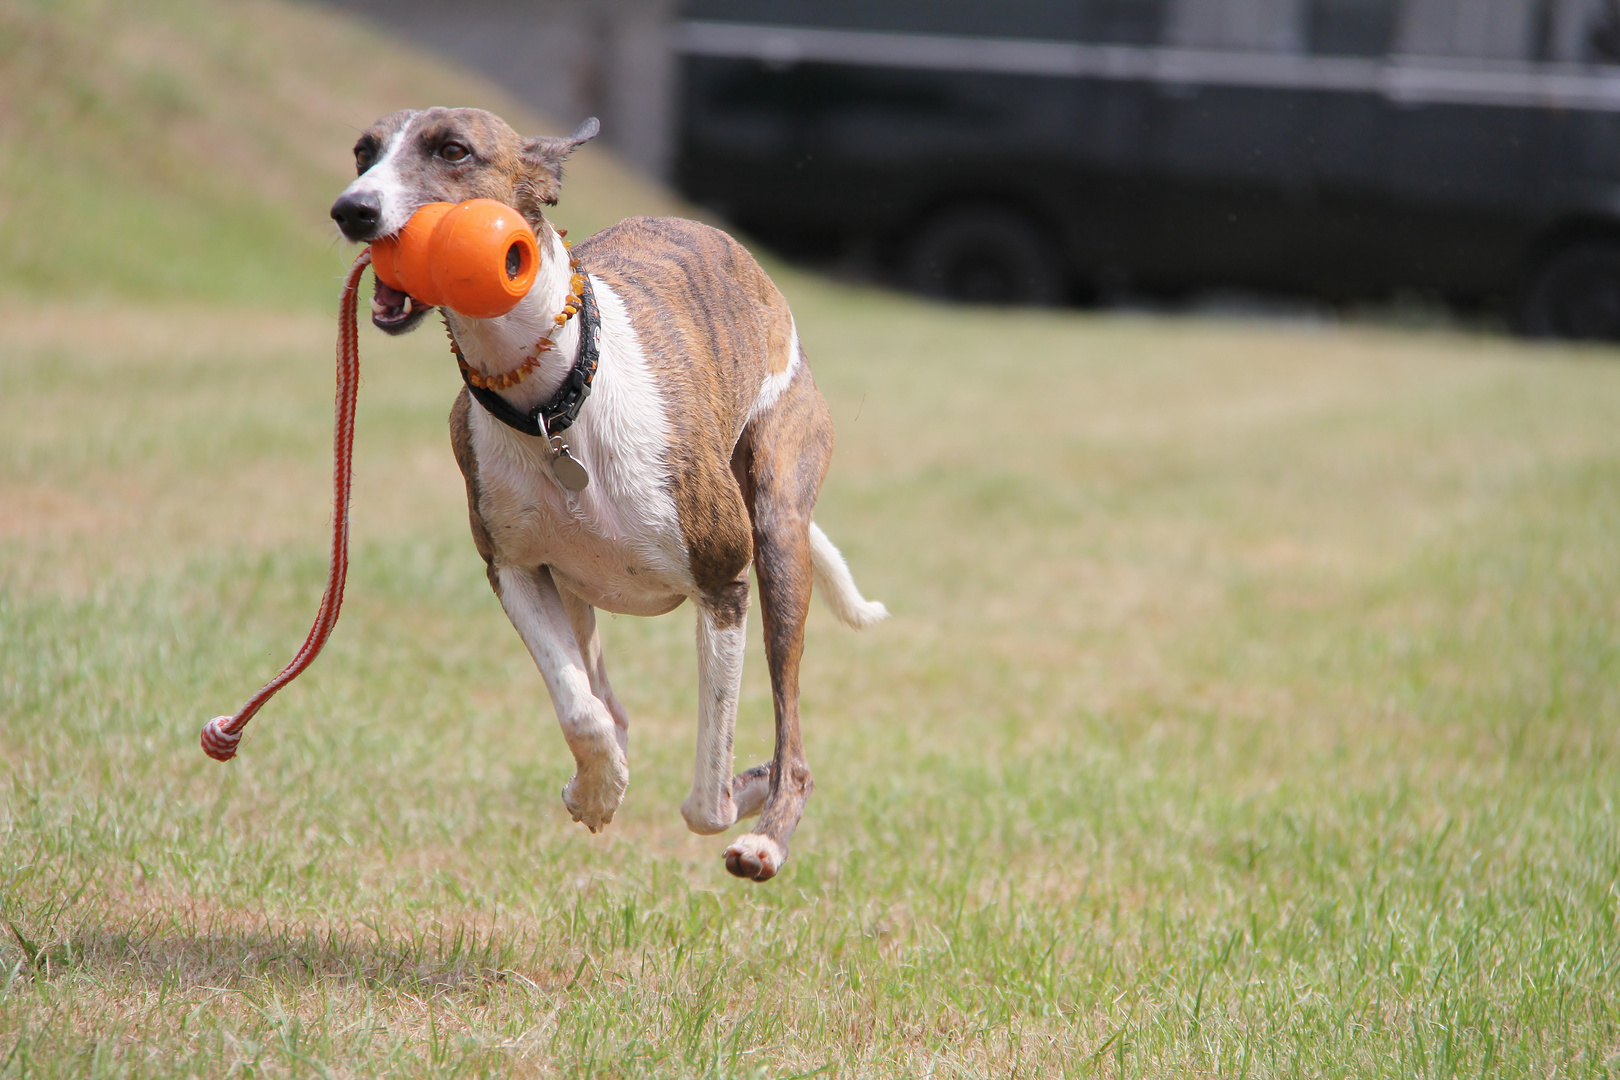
[494,565,629,831]
[557,583,629,757]
[680,578,757,835]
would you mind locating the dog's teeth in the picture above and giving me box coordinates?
[402,296,413,316]
[370,298,386,316]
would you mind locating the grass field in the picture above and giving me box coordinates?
[5,284,1620,1077]
[5,0,1620,1076]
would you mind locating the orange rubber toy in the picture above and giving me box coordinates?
[370,199,540,318]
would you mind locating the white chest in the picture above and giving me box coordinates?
[467,280,693,615]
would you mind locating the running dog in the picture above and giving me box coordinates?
[329,108,886,881]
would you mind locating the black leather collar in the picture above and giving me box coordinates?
[456,268,601,438]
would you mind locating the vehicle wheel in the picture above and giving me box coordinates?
[1520,241,1620,340]
[903,207,1065,305]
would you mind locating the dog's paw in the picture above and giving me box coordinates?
[562,753,628,833]
[680,791,737,836]
[724,833,786,881]
[682,764,773,834]
[730,763,773,820]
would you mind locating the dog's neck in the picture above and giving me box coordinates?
[444,223,584,416]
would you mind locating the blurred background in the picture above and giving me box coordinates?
[319,0,1620,338]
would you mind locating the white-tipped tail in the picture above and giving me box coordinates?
[808,522,889,629]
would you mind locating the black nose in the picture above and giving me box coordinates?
[330,191,382,241]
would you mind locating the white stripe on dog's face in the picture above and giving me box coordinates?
[338,111,420,239]
[335,107,561,245]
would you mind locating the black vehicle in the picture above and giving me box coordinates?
[674,0,1620,336]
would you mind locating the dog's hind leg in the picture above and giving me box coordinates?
[494,565,629,832]
[557,584,629,757]
[680,576,751,835]
[723,370,834,882]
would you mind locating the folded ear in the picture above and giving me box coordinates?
[519,117,600,207]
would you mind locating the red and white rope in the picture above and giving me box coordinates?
[201,250,371,762]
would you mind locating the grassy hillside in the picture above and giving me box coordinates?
[4,2,1620,1078]
[0,0,682,307]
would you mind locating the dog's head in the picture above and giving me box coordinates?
[330,107,598,334]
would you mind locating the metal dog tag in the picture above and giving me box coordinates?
[551,443,590,492]
[538,413,590,492]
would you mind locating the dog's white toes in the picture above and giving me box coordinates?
[562,755,628,833]
[724,833,786,881]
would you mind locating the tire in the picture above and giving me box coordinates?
[902,207,1066,306]
[1519,241,1620,341]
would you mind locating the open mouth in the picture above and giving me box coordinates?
[370,277,432,332]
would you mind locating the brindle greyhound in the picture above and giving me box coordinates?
[329,108,886,881]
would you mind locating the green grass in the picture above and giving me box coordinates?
[4,0,1620,1074]
[0,0,683,309]
[3,288,1620,1077]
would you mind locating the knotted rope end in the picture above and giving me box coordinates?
[201,716,243,762]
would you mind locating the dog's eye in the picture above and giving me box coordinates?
[354,143,376,174]
[440,142,472,163]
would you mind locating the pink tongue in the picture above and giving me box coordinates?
[375,279,409,307]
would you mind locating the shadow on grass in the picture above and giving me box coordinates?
[4,914,574,999]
